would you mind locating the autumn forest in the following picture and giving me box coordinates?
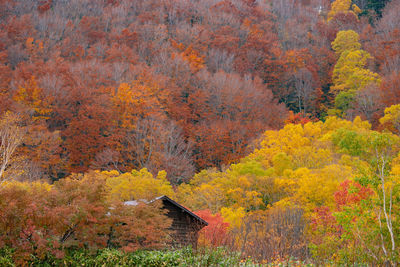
[0,0,400,265]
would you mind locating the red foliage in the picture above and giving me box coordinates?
[195,209,229,247]
[285,111,318,125]
[334,180,374,210]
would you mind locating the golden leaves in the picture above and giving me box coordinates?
[327,0,361,21]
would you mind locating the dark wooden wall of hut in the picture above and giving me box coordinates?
[162,199,202,249]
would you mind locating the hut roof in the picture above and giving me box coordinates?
[124,195,208,226]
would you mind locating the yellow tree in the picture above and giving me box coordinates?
[331,30,381,93]
[380,104,400,134]
[248,116,372,214]
[331,30,361,55]
[104,168,175,202]
[176,161,269,213]
[287,164,354,214]
[327,0,361,21]
[332,49,381,93]
[330,31,381,116]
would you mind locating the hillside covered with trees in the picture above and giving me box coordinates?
[1,0,400,265]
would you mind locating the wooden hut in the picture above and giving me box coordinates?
[124,195,208,248]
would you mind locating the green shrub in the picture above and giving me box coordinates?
[0,247,14,267]
[0,246,250,266]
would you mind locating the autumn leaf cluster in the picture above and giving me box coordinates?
[0,170,172,264]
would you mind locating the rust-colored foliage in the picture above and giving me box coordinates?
[0,0,289,178]
[0,175,171,264]
[0,0,395,180]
